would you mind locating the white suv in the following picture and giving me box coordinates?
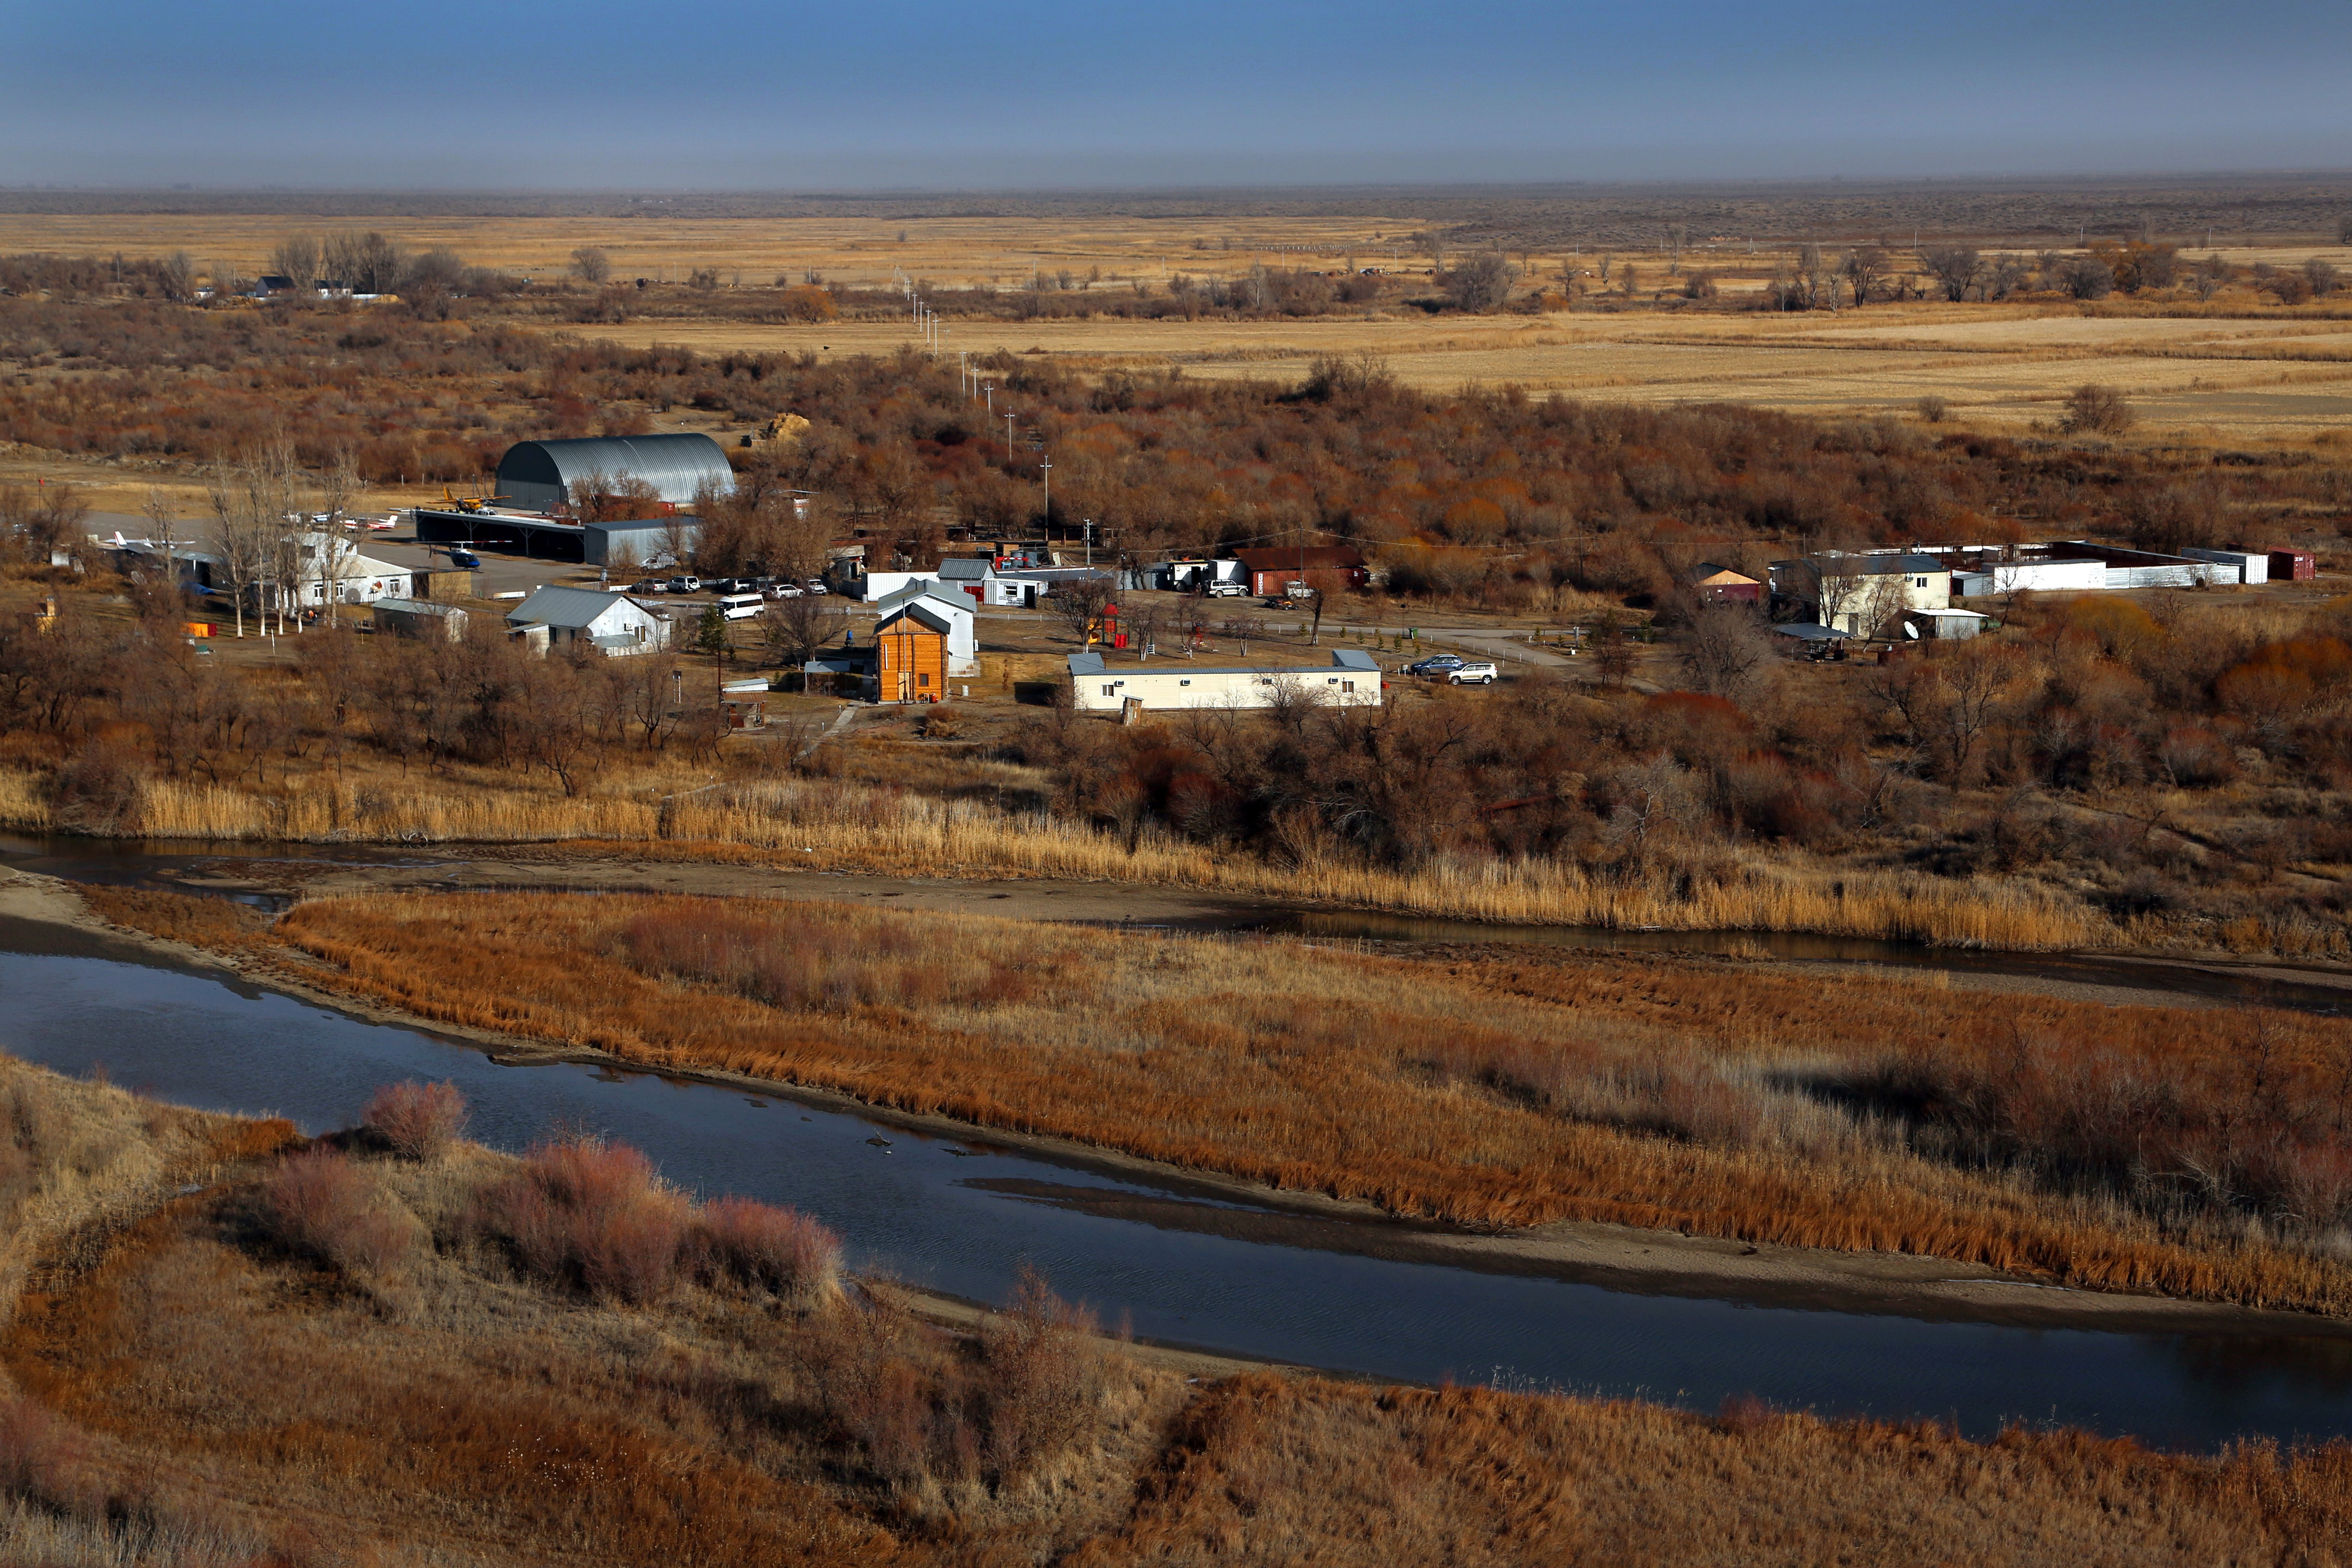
[1447,662,1500,686]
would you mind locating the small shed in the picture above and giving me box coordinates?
[409,565,480,601]
[2268,547,2317,582]
[372,598,469,642]
[719,677,770,730]
[803,654,867,698]
[1771,622,1851,660]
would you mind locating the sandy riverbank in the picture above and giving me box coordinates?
[6,862,2346,1340]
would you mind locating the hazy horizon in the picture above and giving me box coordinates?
[3,0,2347,191]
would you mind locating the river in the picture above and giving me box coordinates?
[3,906,2350,1453]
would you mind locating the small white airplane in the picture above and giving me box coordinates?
[365,513,400,531]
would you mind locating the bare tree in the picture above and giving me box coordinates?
[139,487,181,572]
[207,449,301,638]
[1444,252,1518,312]
[1921,246,1981,302]
[570,246,612,285]
[2057,255,2115,300]
[759,595,849,668]
[159,251,196,302]
[270,234,320,294]
[1677,602,1777,705]
[314,452,363,625]
[1811,557,1907,638]
[324,231,406,295]
[1841,246,1889,307]
[1048,576,1116,641]
[2060,384,2135,436]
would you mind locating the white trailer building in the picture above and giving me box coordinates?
[2183,548,2271,585]
[1950,556,2108,598]
[1067,649,1383,713]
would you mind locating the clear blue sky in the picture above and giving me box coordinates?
[2,0,2346,188]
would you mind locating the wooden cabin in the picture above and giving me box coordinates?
[875,610,948,702]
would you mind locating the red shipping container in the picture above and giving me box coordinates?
[2268,548,2317,582]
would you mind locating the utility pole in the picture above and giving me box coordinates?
[1084,517,1093,567]
[1040,458,1052,529]
[1005,412,1015,466]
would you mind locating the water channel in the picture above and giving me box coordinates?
[4,837,2352,1450]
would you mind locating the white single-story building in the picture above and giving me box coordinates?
[1067,648,1383,713]
[2182,548,2271,585]
[291,533,413,606]
[869,582,979,676]
[504,585,671,655]
[1951,557,2109,598]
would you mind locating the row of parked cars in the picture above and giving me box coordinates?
[624,575,829,600]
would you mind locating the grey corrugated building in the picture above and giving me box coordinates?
[494,434,736,512]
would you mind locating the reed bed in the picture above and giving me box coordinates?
[248,889,2352,1316]
[1073,1373,2352,1567]
[0,765,2122,951]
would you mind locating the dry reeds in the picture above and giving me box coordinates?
[245,889,2352,1316]
[9,763,2128,949]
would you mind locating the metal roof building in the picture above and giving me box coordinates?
[494,434,736,513]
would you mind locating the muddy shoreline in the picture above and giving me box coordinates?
[7,863,2349,1342]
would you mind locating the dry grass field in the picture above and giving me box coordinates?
[577,303,2352,441]
[8,208,2352,445]
[0,211,1409,291]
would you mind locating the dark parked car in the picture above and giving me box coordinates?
[1404,654,1466,677]
[626,580,665,595]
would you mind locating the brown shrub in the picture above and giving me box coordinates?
[980,1266,1110,1485]
[262,1147,414,1277]
[480,1134,685,1303]
[360,1080,467,1160]
[691,1195,841,1304]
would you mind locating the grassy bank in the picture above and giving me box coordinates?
[120,885,2352,1318]
[0,1054,2346,1567]
[4,764,2171,952]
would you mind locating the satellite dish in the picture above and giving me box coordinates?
[1902,622,1921,640]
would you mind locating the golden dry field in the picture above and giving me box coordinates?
[589,303,2352,442]
[0,211,1410,289]
[6,209,2352,457]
